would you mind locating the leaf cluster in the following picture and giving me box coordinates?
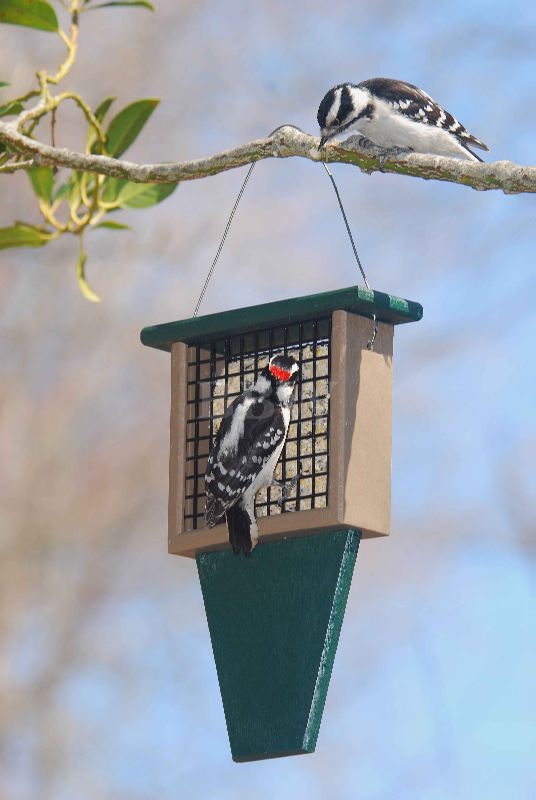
[0,0,174,301]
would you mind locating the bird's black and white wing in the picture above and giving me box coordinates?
[357,78,489,154]
[204,393,288,527]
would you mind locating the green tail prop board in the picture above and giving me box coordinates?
[196,529,360,762]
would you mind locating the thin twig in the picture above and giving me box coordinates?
[56,92,105,146]
[0,159,37,173]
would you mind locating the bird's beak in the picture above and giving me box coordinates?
[319,134,329,149]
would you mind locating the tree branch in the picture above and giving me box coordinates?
[0,120,534,194]
[0,159,38,173]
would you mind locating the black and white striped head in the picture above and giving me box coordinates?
[266,354,299,407]
[263,354,299,387]
[317,83,372,147]
[254,354,299,403]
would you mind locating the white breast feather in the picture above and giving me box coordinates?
[220,397,255,455]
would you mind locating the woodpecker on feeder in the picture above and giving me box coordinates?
[317,77,489,161]
[205,354,299,557]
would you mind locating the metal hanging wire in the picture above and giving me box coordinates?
[321,162,378,350]
[321,163,370,290]
[192,125,378,349]
[192,124,295,318]
[192,162,256,318]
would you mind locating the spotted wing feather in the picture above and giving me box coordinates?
[358,78,489,152]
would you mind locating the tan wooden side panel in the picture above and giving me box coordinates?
[340,311,393,536]
[327,311,348,526]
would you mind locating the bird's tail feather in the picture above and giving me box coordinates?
[226,504,254,557]
[462,143,484,162]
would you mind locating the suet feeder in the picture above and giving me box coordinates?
[141,285,422,761]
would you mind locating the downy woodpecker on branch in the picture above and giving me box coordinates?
[204,354,299,557]
[317,77,489,161]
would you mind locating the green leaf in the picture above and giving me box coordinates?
[86,1,154,9]
[105,98,159,157]
[101,177,177,208]
[93,220,132,230]
[53,182,71,201]
[95,96,116,123]
[122,182,178,209]
[0,100,24,117]
[100,176,122,203]
[0,82,10,88]
[76,248,100,303]
[0,222,52,249]
[101,177,144,204]
[27,166,54,203]
[0,0,58,32]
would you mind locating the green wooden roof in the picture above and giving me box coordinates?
[140,285,423,352]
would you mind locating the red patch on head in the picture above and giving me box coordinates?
[269,364,292,382]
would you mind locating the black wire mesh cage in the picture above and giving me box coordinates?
[184,317,331,530]
[141,286,423,558]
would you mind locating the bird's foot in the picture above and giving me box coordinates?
[274,473,300,507]
[343,134,376,150]
[376,145,414,172]
[343,136,414,171]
